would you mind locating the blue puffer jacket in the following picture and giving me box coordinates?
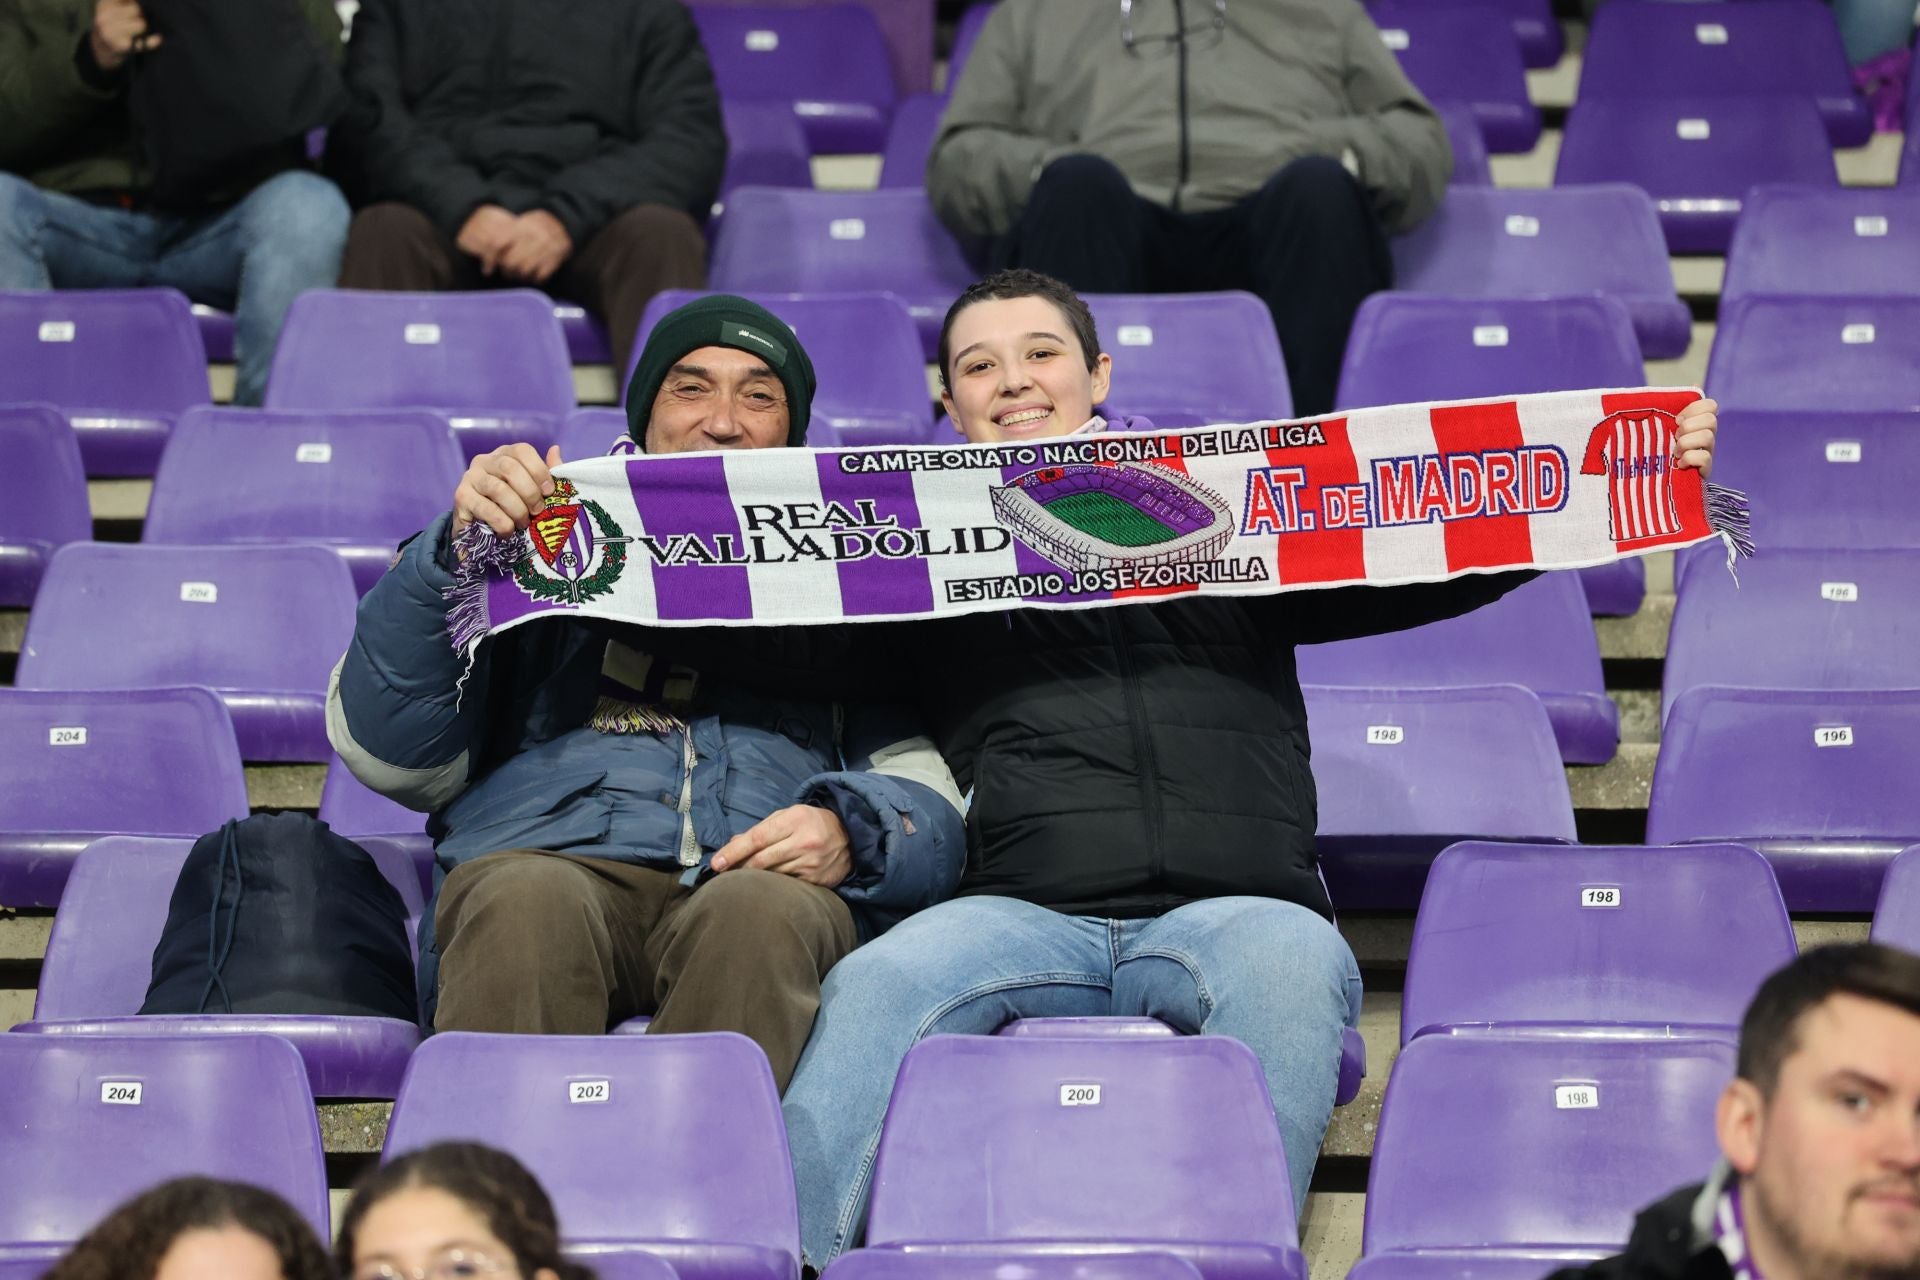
[326,514,967,1008]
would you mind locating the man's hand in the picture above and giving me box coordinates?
[710,804,854,889]
[90,0,158,72]
[496,210,573,285]
[1675,397,1719,481]
[452,443,563,537]
[455,205,520,276]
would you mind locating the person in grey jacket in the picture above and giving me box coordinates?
[928,0,1453,418]
[325,295,965,1090]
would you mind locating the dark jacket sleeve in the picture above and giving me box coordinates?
[0,5,120,172]
[329,0,493,236]
[535,0,725,243]
[1281,569,1539,646]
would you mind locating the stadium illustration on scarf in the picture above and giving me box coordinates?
[446,387,1751,667]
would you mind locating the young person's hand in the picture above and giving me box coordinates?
[1675,397,1719,480]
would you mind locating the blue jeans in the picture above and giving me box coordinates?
[0,170,348,404]
[783,894,1363,1268]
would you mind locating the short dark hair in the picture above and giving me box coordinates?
[44,1176,332,1280]
[937,268,1102,391]
[335,1142,597,1280]
[1738,942,1920,1096]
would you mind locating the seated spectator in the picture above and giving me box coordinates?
[0,0,350,405]
[783,269,1721,1268]
[928,0,1450,417]
[1553,943,1920,1280]
[325,295,963,1090]
[335,1142,590,1280]
[44,1177,331,1280]
[327,0,722,371]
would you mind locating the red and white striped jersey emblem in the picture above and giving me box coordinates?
[1581,410,1683,547]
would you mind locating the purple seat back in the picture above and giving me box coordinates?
[0,688,247,908]
[559,408,635,461]
[1302,685,1577,909]
[708,187,977,357]
[1706,294,1920,412]
[632,290,934,445]
[0,1034,328,1256]
[1578,1,1868,146]
[1724,186,1920,303]
[998,1017,1368,1108]
[867,1035,1303,1278]
[17,543,359,762]
[1694,410,1920,554]
[194,302,235,362]
[721,99,816,203]
[265,289,573,458]
[1665,548,1920,721]
[1371,5,1539,152]
[1872,844,1920,950]
[144,407,463,595]
[1371,0,1561,66]
[1905,83,1920,184]
[1436,100,1493,186]
[1297,573,1618,764]
[1083,292,1292,425]
[692,4,895,153]
[0,405,90,608]
[1404,841,1796,1044]
[1336,293,1642,411]
[826,1253,1205,1280]
[1391,186,1691,359]
[880,92,946,187]
[552,302,613,365]
[1555,95,1837,254]
[715,0,930,94]
[1363,1034,1733,1255]
[1348,1255,1602,1279]
[947,2,995,89]
[0,289,209,477]
[32,834,423,1022]
[1647,686,1920,911]
[385,1031,800,1279]
[317,757,434,900]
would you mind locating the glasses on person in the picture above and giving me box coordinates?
[1120,0,1228,54]
[351,1249,518,1280]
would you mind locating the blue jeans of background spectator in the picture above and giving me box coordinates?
[0,170,348,404]
[783,893,1363,1268]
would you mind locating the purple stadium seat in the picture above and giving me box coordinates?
[1370,5,1540,153]
[143,407,463,596]
[16,543,358,762]
[1578,1,1869,147]
[1391,186,1692,359]
[723,0,931,96]
[723,98,817,202]
[1437,100,1493,187]
[999,1017,1368,1109]
[1081,293,1292,426]
[1403,841,1795,1044]
[1349,1256,1598,1279]
[1301,685,1578,909]
[1361,1034,1732,1269]
[386,1031,798,1280]
[1706,294,1920,412]
[318,756,434,902]
[866,1035,1306,1280]
[827,1254,1205,1280]
[560,407,635,461]
[1723,186,1920,304]
[708,187,977,359]
[692,4,895,154]
[946,2,994,91]
[1297,573,1619,764]
[265,289,574,459]
[0,405,90,608]
[192,302,235,362]
[1555,95,1838,254]
[1665,549,1920,723]
[0,1034,328,1277]
[0,289,209,477]
[1372,0,1562,67]
[1872,844,1920,950]
[553,303,613,366]
[0,688,247,909]
[633,290,935,445]
[880,92,946,187]
[1905,82,1920,185]
[1647,686,1920,911]
[15,835,424,1099]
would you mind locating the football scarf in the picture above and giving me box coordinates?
[447,387,1751,668]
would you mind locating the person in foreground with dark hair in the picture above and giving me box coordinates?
[44,1177,331,1280]
[336,1142,594,1280]
[1552,942,1920,1280]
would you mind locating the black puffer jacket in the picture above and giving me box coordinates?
[326,0,724,244]
[1546,1182,1734,1280]
[918,573,1532,921]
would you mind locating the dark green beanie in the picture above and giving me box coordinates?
[624,295,816,449]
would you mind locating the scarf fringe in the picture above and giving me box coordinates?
[1705,480,1755,586]
[444,520,523,697]
[588,696,687,735]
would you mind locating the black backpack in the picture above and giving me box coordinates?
[127,0,347,210]
[142,813,417,1023]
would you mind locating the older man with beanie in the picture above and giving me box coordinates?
[325,295,964,1087]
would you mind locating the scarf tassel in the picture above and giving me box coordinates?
[1704,480,1755,584]
[588,696,687,735]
